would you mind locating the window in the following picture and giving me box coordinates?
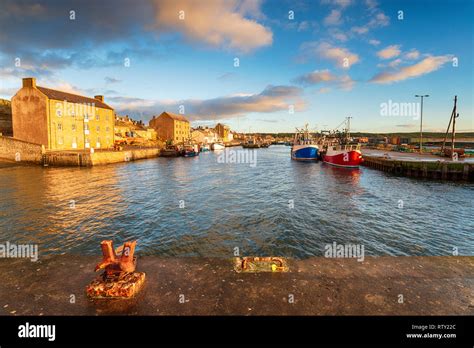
[57,123,62,131]
[58,136,63,145]
[72,124,76,131]
[106,127,110,132]
[96,126,100,132]
[84,124,89,130]
[96,114,100,121]
[56,109,62,117]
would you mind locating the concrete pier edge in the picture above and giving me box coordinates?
[1,255,473,316]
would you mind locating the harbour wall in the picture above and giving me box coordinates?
[43,148,161,167]
[0,136,44,163]
[0,136,161,166]
[362,154,474,181]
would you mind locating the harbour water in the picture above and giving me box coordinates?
[0,146,473,258]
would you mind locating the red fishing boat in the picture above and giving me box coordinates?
[322,143,363,167]
[319,117,363,168]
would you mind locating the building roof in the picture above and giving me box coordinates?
[159,111,189,123]
[36,86,113,110]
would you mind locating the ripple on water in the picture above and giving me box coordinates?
[0,146,473,258]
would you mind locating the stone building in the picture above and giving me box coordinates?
[191,127,218,144]
[214,123,232,142]
[0,99,12,136]
[149,111,190,144]
[115,115,157,142]
[11,78,115,150]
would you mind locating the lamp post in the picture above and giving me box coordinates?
[415,94,429,153]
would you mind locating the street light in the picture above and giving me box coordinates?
[415,94,429,153]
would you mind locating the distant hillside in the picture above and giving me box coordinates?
[255,132,474,138]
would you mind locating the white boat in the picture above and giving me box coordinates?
[211,142,225,151]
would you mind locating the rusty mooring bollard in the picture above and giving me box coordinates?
[86,240,146,299]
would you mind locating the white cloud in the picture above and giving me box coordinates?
[111,85,306,120]
[300,41,360,69]
[369,12,390,27]
[370,55,452,84]
[368,39,380,46]
[293,69,355,90]
[322,0,353,8]
[365,0,378,10]
[351,26,369,34]
[293,69,336,84]
[388,58,402,68]
[151,0,272,53]
[404,49,420,60]
[377,45,401,59]
[351,1,389,36]
[329,29,348,42]
[324,9,342,26]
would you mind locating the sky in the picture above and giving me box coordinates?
[0,0,472,133]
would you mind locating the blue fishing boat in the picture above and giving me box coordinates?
[291,124,319,161]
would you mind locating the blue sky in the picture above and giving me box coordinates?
[0,0,472,133]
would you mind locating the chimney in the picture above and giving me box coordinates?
[94,95,104,102]
[23,77,36,88]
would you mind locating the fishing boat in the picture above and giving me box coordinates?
[183,144,199,157]
[160,144,180,157]
[211,142,225,151]
[321,143,363,167]
[291,124,319,161]
[242,137,261,148]
[200,144,211,152]
[319,117,363,168]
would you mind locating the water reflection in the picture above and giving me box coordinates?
[0,146,473,258]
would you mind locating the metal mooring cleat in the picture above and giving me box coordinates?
[86,240,146,299]
[234,257,289,273]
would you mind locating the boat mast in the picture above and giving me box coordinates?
[441,96,459,156]
[346,116,352,140]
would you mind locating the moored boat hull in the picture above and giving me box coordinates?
[291,145,319,161]
[184,151,199,157]
[323,150,363,167]
[211,143,225,151]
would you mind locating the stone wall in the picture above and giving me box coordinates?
[0,139,161,166]
[0,99,13,136]
[0,136,44,163]
[89,148,160,165]
[41,147,161,166]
